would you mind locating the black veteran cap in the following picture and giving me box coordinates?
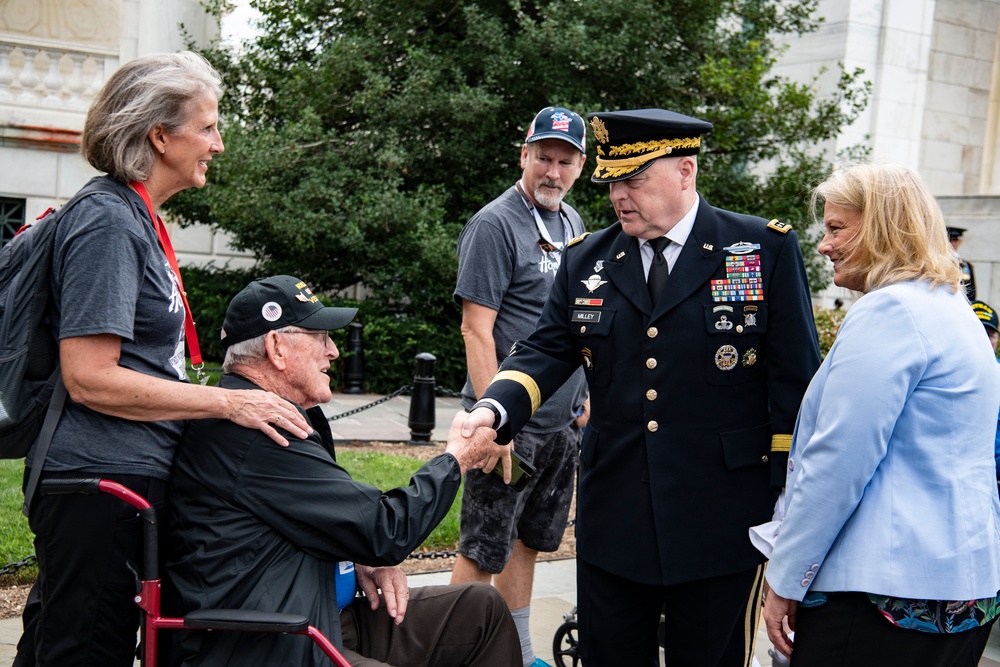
[972,301,999,334]
[587,108,713,183]
[526,106,586,154]
[221,275,357,350]
[947,226,967,240]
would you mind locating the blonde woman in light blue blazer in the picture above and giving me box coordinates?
[759,163,1000,667]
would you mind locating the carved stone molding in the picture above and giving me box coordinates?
[0,0,121,49]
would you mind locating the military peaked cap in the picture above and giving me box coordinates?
[587,108,713,183]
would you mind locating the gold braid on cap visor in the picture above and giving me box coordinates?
[594,137,701,179]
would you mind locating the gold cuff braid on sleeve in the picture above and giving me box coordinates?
[493,370,542,415]
[770,434,792,453]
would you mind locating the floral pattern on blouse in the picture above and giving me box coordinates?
[868,594,1000,634]
[801,591,1000,634]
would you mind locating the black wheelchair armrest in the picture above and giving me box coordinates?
[184,609,310,633]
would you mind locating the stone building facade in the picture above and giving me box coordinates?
[0,0,251,267]
[775,0,1000,307]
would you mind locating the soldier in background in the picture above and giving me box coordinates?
[948,226,976,300]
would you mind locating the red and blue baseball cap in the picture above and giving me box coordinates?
[525,106,586,154]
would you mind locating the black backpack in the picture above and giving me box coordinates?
[0,177,137,513]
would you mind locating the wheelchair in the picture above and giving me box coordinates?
[40,478,351,667]
[552,604,667,667]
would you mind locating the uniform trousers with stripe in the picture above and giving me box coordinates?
[576,557,764,667]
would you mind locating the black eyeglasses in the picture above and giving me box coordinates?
[281,330,332,345]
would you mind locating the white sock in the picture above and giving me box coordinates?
[511,605,534,666]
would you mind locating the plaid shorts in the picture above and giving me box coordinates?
[457,423,581,574]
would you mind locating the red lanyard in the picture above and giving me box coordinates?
[130,181,203,369]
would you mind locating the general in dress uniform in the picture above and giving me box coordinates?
[468,109,821,666]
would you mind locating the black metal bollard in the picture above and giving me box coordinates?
[408,353,436,445]
[342,323,365,394]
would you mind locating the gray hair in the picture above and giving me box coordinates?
[82,51,223,183]
[222,326,298,373]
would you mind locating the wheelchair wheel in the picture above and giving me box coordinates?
[552,618,580,667]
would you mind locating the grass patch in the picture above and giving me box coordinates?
[0,452,459,585]
[0,460,35,585]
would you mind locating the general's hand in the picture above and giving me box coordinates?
[762,582,796,661]
[224,390,312,447]
[479,440,513,479]
[356,565,409,625]
[446,411,510,479]
[461,406,497,436]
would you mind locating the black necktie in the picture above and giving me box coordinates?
[647,237,671,304]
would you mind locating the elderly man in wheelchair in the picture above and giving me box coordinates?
[162,275,521,667]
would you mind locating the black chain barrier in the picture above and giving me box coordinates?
[327,385,411,421]
[0,554,35,577]
[1,383,572,571]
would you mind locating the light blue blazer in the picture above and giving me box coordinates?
[767,280,1000,602]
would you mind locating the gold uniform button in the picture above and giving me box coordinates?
[646,389,657,401]
[761,454,769,463]
[647,327,658,338]
[736,325,743,333]
[647,421,658,432]
[646,358,657,369]
[580,325,587,334]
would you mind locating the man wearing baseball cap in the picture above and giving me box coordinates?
[451,108,590,667]
[972,300,999,350]
[166,275,520,666]
[971,300,1000,492]
[462,108,820,665]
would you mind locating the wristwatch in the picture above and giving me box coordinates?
[470,400,502,430]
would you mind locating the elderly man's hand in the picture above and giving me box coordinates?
[446,411,512,480]
[356,565,410,625]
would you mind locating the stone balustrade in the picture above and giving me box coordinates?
[0,36,118,124]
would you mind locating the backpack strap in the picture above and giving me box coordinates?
[21,369,66,516]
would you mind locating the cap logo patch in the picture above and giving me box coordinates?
[591,117,609,143]
[262,302,283,321]
[295,293,309,302]
[550,111,572,132]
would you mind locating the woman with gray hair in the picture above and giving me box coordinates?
[758,163,1000,666]
[14,52,311,667]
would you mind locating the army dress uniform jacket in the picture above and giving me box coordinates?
[483,195,821,586]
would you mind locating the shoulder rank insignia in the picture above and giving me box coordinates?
[767,219,792,234]
[568,232,591,247]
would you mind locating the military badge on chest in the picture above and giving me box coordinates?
[707,301,766,375]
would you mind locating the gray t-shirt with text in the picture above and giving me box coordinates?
[455,185,587,433]
[32,177,187,479]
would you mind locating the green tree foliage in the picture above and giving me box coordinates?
[169,0,869,388]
